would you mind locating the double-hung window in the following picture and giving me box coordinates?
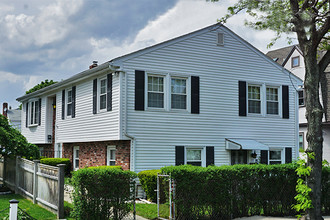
[73,146,79,170]
[67,89,72,116]
[248,85,261,114]
[107,146,116,166]
[29,100,40,126]
[269,150,282,164]
[148,75,164,108]
[186,148,203,166]
[246,83,281,116]
[298,89,305,106]
[100,78,107,110]
[171,78,187,109]
[266,87,279,115]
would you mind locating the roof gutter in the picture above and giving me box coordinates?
[17,62,112,102]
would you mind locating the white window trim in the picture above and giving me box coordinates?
[107,145,116,166]
[55,143,63,158]
[246,82,282,118]
[247,84,262,115]
[73,146,79,171]
[184,147,206,167]
[170,76,189,111]
[28,99,40,127]
[145,72,190,112]
[66,88,72,118]
[268,148,284,164]
[299,132,304,151]
[292,56,300,68]
[98,77,107,112]
[146,73,166,110]
[298,89,305,107]
[266,86,280,116]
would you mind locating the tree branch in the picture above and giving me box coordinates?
[319,49,330,73]
[316,15,330,47]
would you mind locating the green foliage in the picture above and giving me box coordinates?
[87,165,123,170]
[0,194,56,219]
[137,169,160,202]
[294,156,330,218]
[71,166,137,220]
[0,115,39,159]
[40,158,71,176]
[135,203,169,219]
[25,79,57,95]
[158,164,330,219]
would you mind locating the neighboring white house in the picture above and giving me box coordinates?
[2,103,21,131]
[17,24,302,172]
[266,45,330,162]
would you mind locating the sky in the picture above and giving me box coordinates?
[0,0,297,109]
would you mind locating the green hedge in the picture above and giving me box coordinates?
[87,165,123,170]
[138,170,160,202]
[152,164,330,219]
[71,166,137,220]
[40,158,71,176]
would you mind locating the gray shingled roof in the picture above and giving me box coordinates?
[265,45,298,65]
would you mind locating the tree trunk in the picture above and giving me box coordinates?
[304,47,324,220]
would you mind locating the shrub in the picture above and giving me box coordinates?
[71,166,137,220]
[87,165,123,170]
[40,158,71,176]
[160,164,330,219]
[138,170,160,202]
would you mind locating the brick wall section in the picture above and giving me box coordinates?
[62,140,130,170]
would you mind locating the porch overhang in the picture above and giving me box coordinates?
[225,138,269,151]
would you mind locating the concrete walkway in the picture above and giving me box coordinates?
[234,216,330,220]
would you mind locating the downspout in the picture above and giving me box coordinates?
[109,64,136,171]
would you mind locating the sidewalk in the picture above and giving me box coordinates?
[234,216,330,220]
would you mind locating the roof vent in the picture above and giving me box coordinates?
[217,32,224,46]
[89,61,98,69]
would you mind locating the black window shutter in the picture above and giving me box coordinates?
[135,70,145,110]
[285,147,292,163]
[93,79,97,114]
[243,150,248,164]
[107,74,112,111]
[191,76,200,114]
[282,85,289,119]
[175,146,185,166]
[239,81,247,116]
[260,150,268,164]
[25,102,29,127]
[38,98,41,125]
[206,146,214,166]
[62,90,65,120]
[72,86,76,118]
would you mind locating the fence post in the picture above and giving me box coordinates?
[15,156,20,194]
[33,160,40,204]
[9,199,19,220]
[3,156,6,184]
[57,164,65,219]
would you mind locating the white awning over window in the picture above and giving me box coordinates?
[225,138,269,150]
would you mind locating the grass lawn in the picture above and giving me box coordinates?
[135,203,169,219]
[0,194,56,219]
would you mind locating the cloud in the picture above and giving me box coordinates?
[0,71,23,83]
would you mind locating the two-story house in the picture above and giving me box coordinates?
[266,45,330,162]
[17,24,302,172]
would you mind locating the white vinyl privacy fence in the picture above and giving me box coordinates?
[0,156,64,219]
